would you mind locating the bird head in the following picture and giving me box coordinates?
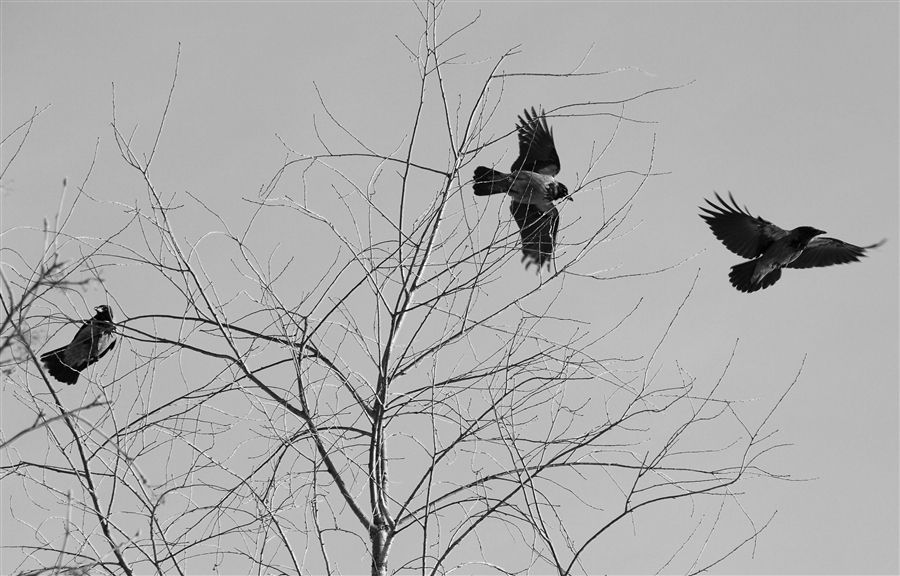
[555,182,571,201]
[795,226,826,242]
[94,305,114,321]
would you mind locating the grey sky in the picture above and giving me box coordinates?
[2,2,897,574]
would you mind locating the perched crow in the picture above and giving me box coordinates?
[700,192,885,293]
[40,305,116,385]
[473,107,570,271]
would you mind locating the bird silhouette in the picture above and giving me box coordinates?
[474,107,570,271]
[700,192,885,293]
[40,305,117,385]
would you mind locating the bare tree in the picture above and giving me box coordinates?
[1,2,798,575]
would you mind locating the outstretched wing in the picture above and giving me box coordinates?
[787,237,886,269]
[699,192,788,259]
[510,200,559,271]
[511,107,561,177]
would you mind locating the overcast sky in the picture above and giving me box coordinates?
[2,2,898,574]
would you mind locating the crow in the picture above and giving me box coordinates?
[40,305,117,385]
[473,107,570,271]
[700,192,885,293]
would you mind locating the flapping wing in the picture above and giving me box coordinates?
[699,192,787,259]
[787,237,886,269]
[510,200,559,271]
[511,107,560,177]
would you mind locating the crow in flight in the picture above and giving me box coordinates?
[473,107,570,271]
[700,192,885,293]
[40,305,117,385]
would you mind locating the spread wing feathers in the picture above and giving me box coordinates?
[511,107,561,177]
[40,307,116,385]
[510,200,559,271]
[787,237,887,269]
[473,167,513,196]
[729,261,781,293]
[699,192,788,259]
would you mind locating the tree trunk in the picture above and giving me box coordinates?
[370,523,390,576]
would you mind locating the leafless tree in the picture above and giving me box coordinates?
[1,2,799,575]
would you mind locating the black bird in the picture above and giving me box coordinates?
[473,107,570,271]
[40,305,116,385]
[700,192,885,293]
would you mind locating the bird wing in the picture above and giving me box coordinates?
[699,192,788,259]
[786,237,886,269]
[510,107,560,177]
[42,321,95,372]
[510,200,559,270]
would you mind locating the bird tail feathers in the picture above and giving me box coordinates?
[40,348,82,385]
[473,167,511,196]
[729,260,781,293]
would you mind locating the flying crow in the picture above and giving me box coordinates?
[700,192,885,293]
[40,305,116,385]
[473,107,570,271]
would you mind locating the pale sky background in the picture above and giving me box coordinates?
[2,2,898,575]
